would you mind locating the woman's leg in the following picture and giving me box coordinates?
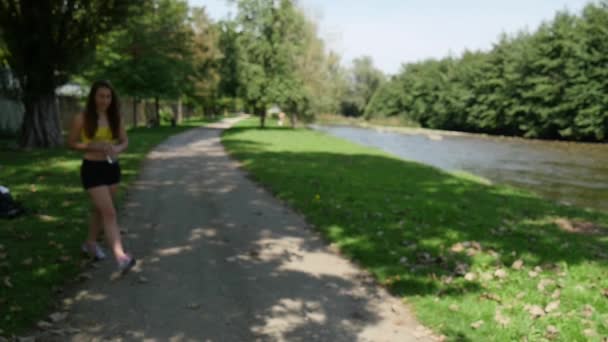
[86,184,119,242]
[87,185,129,263]
[85,208,103,245]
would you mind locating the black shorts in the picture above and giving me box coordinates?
[80,159,121,190]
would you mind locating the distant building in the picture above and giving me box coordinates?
[56,83,87,97]
[267,104,281,116]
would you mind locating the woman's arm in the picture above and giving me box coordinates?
[66,113,109,153]
[112,120,129,154]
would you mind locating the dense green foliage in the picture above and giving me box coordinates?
[84,1,194,103]
[365,2,608,141]
[231,0,346,127]
[340,56,385,117]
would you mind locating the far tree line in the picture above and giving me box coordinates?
[366,1,608,142]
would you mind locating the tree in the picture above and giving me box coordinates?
[567,2,608,140]
[233,0,273,127]
[82,0,193,126]
[518,13,581,139]
[0,33,7,67]
[264,0,310,127]
[293,17,346,120]
[222,0,343,125]
[234,0,310,128]
[321,51,348,115]
[217,19,242,113]
[0,1,141,147]
[0,34,18,99]
[340,56,385,117]
[364,75,405,119]
[186,7,222,117]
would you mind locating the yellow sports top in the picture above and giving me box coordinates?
[81,126,116,143]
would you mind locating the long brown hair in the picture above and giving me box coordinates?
[83,80,121,139]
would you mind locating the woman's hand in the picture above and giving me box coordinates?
[108,145,122,158]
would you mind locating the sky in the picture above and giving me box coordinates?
[188,0,593,74]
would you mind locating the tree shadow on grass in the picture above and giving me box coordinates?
[221,126,608,340]
[220,127,608,300]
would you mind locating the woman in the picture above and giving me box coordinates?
[67,80,136,274]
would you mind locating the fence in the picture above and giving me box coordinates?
[0,95,196,135]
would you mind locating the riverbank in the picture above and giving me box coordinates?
[222,117,608,341]
[311,123,608,213]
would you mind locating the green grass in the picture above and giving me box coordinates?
[0,115,219,336]
[222,118,608,342]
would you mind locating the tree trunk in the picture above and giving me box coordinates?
[19,93,62,148]
[258,107,266,128]
[176,98,183,124]
[289,113,296,128]
[132,97,138,128]
[154,96,160,127]
[287,101,298,128]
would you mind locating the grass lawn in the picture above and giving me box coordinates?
[222,118,608,342]
[0,116,219,336]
